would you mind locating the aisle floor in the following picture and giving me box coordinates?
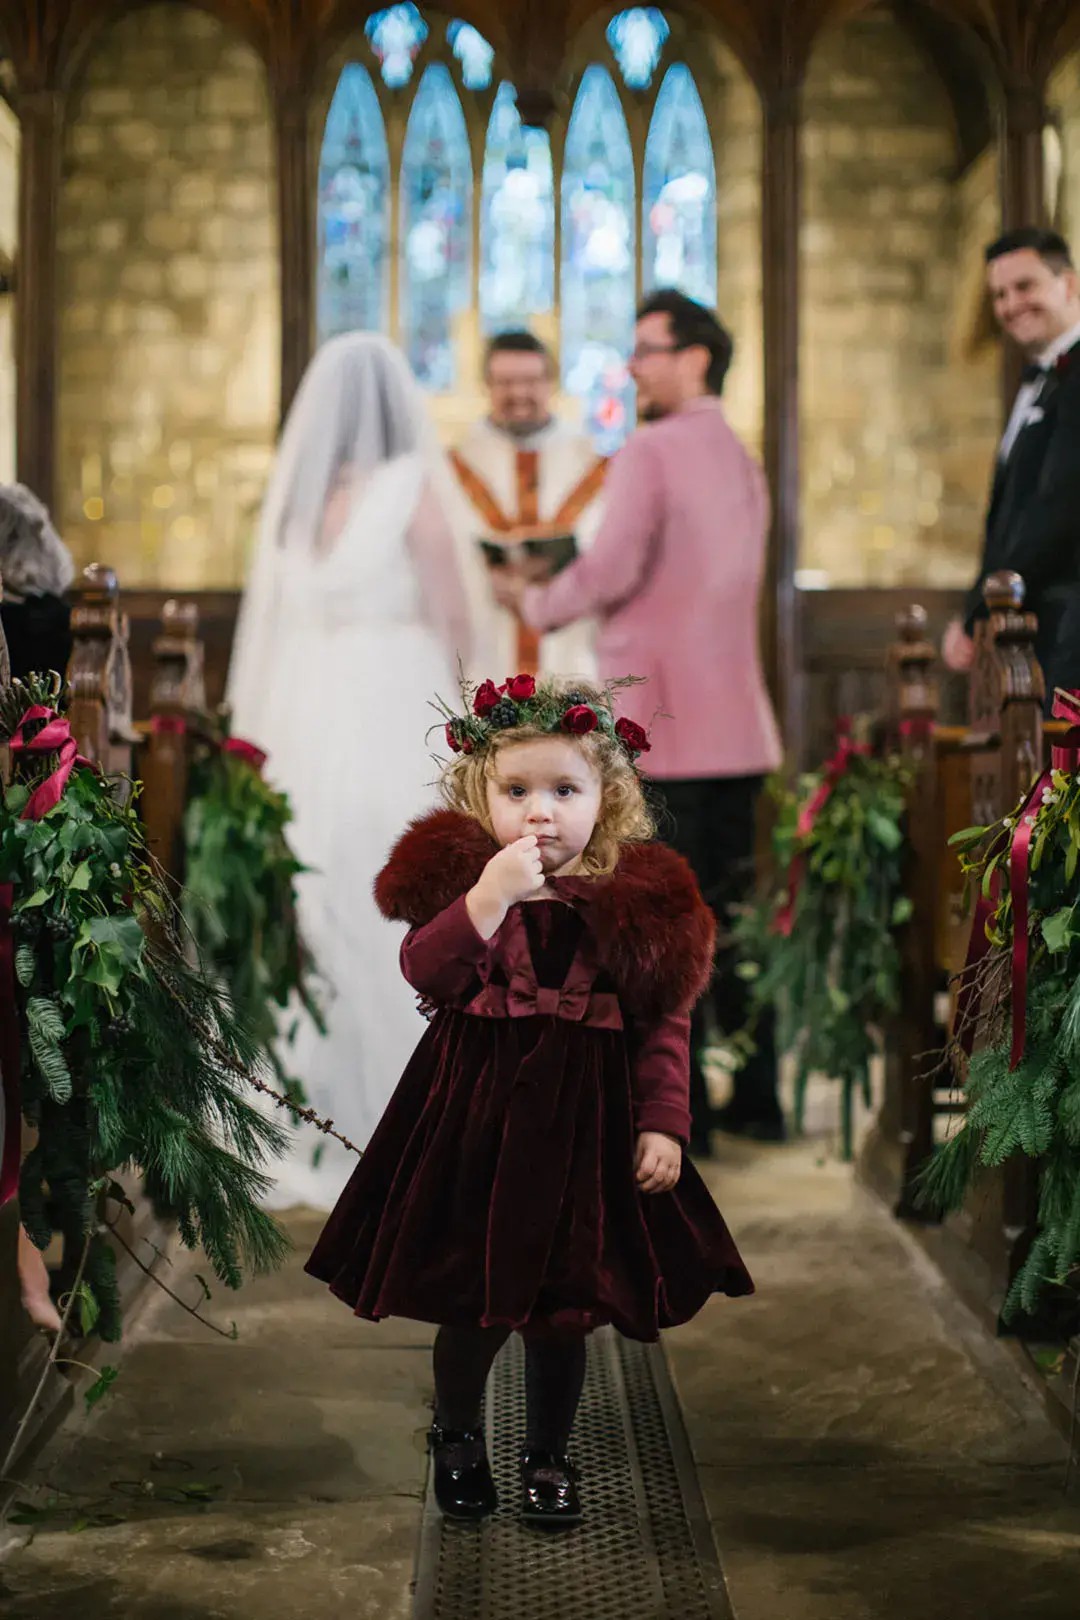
[2,1094,1079,1619]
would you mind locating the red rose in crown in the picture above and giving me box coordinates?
[615,717,651,756]
[562,704,599,736]
[473,679,504,717]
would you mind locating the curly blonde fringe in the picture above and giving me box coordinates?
[439,680,654,876]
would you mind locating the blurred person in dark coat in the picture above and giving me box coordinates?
[0,482,74,681]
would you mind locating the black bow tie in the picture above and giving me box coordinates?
[1021,361,1047,384]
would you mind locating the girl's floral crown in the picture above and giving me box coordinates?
[436,673,652,763]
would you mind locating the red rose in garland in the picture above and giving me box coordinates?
[445,721,461,753]
[615,717,650,756]
[505,673,536,702]
[562,704,598,735]
[473,680,503,717]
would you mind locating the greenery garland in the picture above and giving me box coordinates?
[734,739,913,1158]
[4,676,290,1347]
[181,715,323,1108]
[917,759,1080,1322]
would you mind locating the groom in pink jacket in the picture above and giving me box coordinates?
[495,290,784,1148]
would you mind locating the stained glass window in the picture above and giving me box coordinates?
[366,3,428,89]
[480,83,554,332]
[643,65,716,303]
[400,63,473,390]
[448,20,494,91]
[607,8,669,90]
[317,65,390,344]
[561,67,636,452]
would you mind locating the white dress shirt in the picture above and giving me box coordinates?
[999,316,1080,462]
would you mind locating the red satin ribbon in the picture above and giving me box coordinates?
[773,719,870,938]
[222,737,267,773]
[958,688,1080,1069]
[9,707,92,822]
[0,883,19,1206]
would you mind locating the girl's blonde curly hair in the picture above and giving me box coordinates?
[438,679,654,876]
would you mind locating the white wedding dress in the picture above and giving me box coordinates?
[227,336,469,1210]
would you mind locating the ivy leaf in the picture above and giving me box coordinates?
[19,887,50,909]
[84,1365,120,1412]
[69,862,92,892]
[890,896,914,926]
[74,1282,100,1337]
[866,810,902,851]
[1042,908,1075,954]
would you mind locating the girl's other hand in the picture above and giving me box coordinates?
[466,836,544,938]
[634,1131,682,1194]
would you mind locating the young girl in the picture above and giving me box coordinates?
[306,675,753,1527]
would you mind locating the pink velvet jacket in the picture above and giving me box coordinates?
[374,810,717,1144]
[522,397,783,781]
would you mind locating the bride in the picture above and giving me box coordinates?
[227,333,470,1210]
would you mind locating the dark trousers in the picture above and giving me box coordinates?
[651,775,781,1135]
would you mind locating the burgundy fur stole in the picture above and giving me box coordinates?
[374,809,715,1018]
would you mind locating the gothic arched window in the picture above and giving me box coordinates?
[480,83,555,333]
[607,8,670,90]
[317,64,391,344]
[643,64,716,304]
[561,66,636,452]
[448,19,495,90]
[366,3,428,88]
[400,61,473,390]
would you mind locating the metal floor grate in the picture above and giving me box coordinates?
[412,1327,734,1620]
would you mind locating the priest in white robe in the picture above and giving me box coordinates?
[448,330,604,681]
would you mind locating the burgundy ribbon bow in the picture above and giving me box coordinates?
[773,719,870,938]
[506,977,593,1021]
[957,688,1080,1069]
[222,736,267,773]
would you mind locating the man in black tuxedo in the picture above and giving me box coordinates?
[943,227,1080,694]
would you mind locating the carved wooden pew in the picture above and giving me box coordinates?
[67,563,136,779]
[866,571,1047,1330]
[137,598,209,886]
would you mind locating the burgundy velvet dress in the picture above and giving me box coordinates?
[306,810,753,1341]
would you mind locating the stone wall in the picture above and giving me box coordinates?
[56,4,279,589]
[1051,53,1080,241]
[799,6,1000,588]
[0,98,17,487]
[707,39,763,453]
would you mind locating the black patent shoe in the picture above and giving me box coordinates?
[428,1423,498,1521]
[519,1449,582,1528]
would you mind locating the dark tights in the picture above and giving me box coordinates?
[433,1324,588,1454]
